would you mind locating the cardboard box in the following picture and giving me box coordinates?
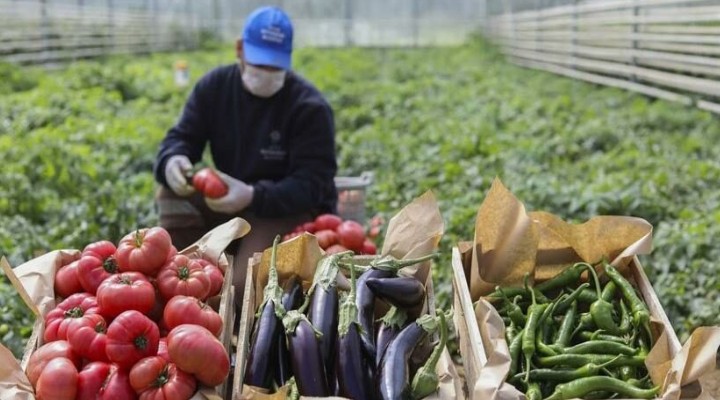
[452,244,704,400]
[0,217,250,399]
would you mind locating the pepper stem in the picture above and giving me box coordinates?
[410,309,449,399]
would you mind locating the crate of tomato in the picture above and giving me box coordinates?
[0,218,249,400]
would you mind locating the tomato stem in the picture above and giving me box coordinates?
[134,229,143,248]
[179,266,190,280]
[134,335,148,350]
[64,307,84,318]
[103,257,118,273]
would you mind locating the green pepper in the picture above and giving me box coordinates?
[497,289,526,327]
[578,330,630,344]
[553,301,576,348]
[603,262,652,341]
[537,354,646,368]
[522,275,549,382]
[544,376,659,400]
[520,355,621,382]
[486,286,550,304]
[554,282,589,314]
[536,262,593,293]
[508,328,524,377]
[618,299,632,334]
[586,263,623,335]
[563,340,637,356]
[575,287,598,304]
[525,382,542,400]
[601,280,617,302]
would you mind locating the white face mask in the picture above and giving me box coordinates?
[241,63,286,98]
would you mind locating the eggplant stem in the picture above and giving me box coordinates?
[378,306,408,330]
[338,259,360,337]
[298,251,352,314]
[370,252,438,272]
[261,236,284,315]
[410,309,448,399]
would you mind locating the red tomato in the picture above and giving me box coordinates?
[325,244,350,255]
[68,314,109,363]
[367,225,381,240]
[26,341,81,387]
[167,324,229,387]
[302,221,317,233]
[163,295,223,337]
[36,357,78,400]
[314,229,339,249]
[336,220,366,252]
[314,213,343,231]
[192,167,228,199]
[157,338,170,362]
[97,272,156,318]
[54,259,83,298]
[78,241,119,295]
[44,293,100,343]
[106,310,160,370]
[116,227,173,276]
[156,255,211,301]
[197,259,224,298]
[129,356,197,400]
[361,238,377,255]
[76,362,135,400]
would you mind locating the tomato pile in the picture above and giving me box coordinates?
[29,227,230,400]
[283,214,382,255]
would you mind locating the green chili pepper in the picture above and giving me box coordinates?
[544,376,659,400]
[603,262,652,341]
[618,299,632,334]
[579,330,630,344]
[554,301,577,348]
[505,324,517,343]
[537,354,646,368]
[536,262,593,293]
[486,286,550,304]
[583,262,623,336]
[522,275,549,382]
[571,312,596,339]
[583,391,615,399]
[575,287,598,304]
[497,289,526,327]
[601,280,617,302]
[508,328,524,377]
[521,355,621,382]
[563,340,637,356]
[554,283,590,314]
[525,382,542,400]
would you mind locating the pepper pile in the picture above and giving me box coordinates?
[486,261,660,400]
[243,237,449,400]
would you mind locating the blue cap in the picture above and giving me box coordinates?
[242,6,293,70]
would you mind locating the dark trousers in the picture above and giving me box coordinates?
[155,187,311,311]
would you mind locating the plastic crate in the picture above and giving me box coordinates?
[334,171,373,223]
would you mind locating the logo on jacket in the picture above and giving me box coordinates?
[261,130,286,161]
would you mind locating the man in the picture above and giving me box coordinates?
[153,6,338,307]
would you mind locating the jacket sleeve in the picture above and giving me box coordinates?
[153,76,213,186]
[249,101,337,217]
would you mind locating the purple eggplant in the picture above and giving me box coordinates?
[284,311,330,396]
[336,259,373,399]
[410,310,449,398]
[366,276,426,308]
[244,236,284,390]
[376,306,409,366]
[276,275,304,386]
[377,314,439,400]
[355,253,438,362]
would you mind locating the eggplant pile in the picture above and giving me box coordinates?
[243,237,449,400]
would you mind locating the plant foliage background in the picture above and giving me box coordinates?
[1,39,719,358]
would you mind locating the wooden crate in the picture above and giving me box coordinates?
[451,245,702,400]
[13,252,236,400]
[232,252,437,399]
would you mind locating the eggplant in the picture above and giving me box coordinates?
[276,275,304,386]
[285,311,330,396]
[366,276,426,308]
[376,306,409,366]
[336,259,373,399]
[244,299,279,389]
[244,236,284,390]
[355,253,438,362]
[377,314,438,400]
[410,310,449,399]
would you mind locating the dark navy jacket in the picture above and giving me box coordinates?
[154,64,338,217]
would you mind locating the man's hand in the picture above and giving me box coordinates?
[165,155,195,196]
[205,171,254,214]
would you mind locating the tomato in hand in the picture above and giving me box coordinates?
[44,293,100,343]
[156,255,211,301]
[96,272,156,318]
[336,220,366,252]
[68,314,109,363]
[130,356,197,400]
[106,310,160,370]
[314,214,343,231]
[54,259,83,298]
[116,227,173,276]
[78,241,119,295]
[192,168,228,199]
[76,361,135,400]
[26,341,81,387]
[167,324,229,387]
[163,295,223,337]
[35,357,78,400]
